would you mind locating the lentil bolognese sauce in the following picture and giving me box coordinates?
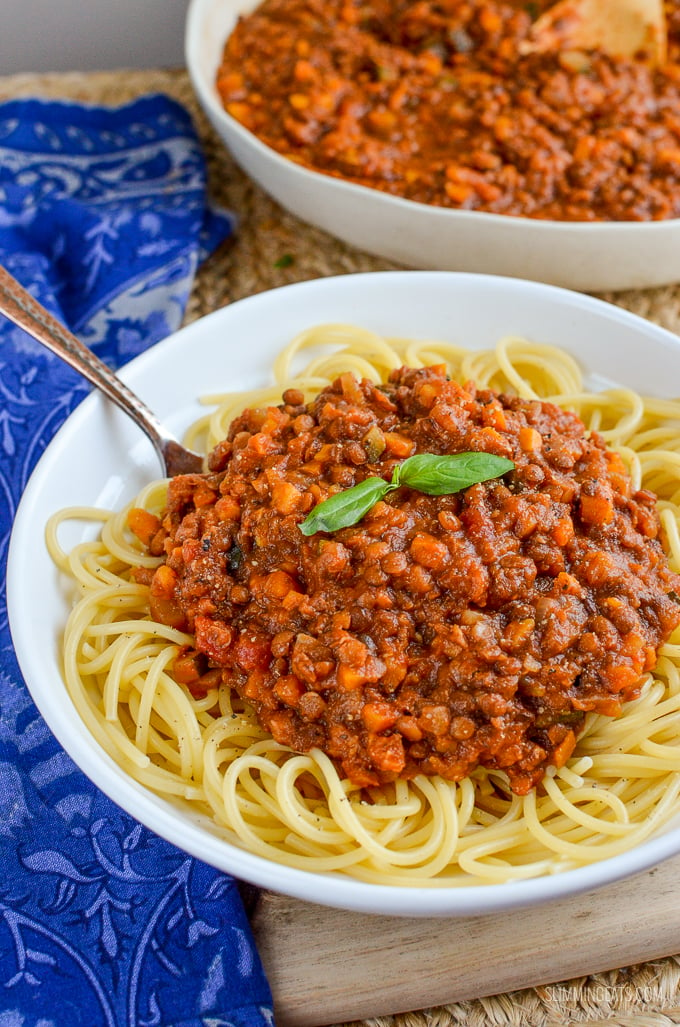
[49,327,680,879]
[216,0,680,220]
[129,364,680,796]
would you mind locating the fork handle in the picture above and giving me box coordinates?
[0,263,178,470]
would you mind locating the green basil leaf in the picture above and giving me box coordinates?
[398,452,515,495]
[298,451,515,536]
[299,476,391,535]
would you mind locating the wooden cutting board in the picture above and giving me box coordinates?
[247,852,680,1025]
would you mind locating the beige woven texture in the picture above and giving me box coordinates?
[3,67,680,1027]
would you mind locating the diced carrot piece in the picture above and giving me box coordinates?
[519,427,542,453]
[580,493,614,526]
[410,533,450,571]
[173,651,204,685]
[396,715,423,741]
[482,404,507,431]
[551,730,577,768]
[215,495,241,521]
[362,702,399,733]
[273,674,306,706]
[150,564,177,598]
[337,664,369,690]
[127,508,161,547]
[383,432,415,458]
[261,570,298,598]
[444,181,475,204]
[271,480,304,514]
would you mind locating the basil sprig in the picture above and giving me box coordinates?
[299,451,514,536]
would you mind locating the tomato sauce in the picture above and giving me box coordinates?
[132,368,680,794]
[216,0,680,221]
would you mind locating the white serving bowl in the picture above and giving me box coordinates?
[185,0,680,292]
[8,271,680,917]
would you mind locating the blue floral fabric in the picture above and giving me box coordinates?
[0,96,274,1026]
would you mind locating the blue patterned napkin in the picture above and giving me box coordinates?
[0,96,273,1026]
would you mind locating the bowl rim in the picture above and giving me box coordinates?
[184,0,680,235]
[8,269,680,918]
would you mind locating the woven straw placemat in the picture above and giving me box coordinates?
[3,67,680,1027]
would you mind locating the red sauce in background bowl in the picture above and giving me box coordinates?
[216,0,680,221]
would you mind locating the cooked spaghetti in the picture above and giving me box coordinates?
[47,327,680,885]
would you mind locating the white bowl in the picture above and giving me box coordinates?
[8,271,680,917]
[185,0,680,292]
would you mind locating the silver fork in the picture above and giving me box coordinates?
[0,264,204,476]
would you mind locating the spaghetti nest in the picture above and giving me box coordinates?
[48,327,680,885]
